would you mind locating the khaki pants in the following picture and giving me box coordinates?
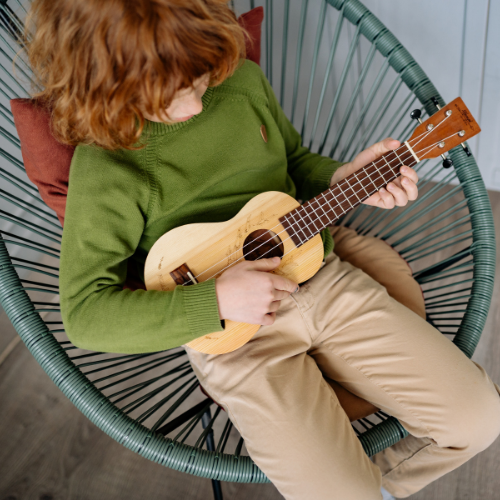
[184,228,500,500]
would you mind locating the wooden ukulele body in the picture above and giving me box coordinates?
[144,191,325,355]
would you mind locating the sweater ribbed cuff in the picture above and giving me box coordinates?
[181,278,224,338]
[307,159,345,199]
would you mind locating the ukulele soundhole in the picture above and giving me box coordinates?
[243,229,284,261]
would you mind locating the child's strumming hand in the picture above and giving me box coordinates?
[330,137,419,209]
[215,257,298,325]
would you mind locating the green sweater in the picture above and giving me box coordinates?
[59,59,343,354]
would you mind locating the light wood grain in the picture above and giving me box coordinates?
[144,191,324,354]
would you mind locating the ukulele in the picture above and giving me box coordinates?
[144,97,480,354]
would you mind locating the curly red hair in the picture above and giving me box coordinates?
[26,0,248,150]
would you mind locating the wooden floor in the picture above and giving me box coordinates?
[0,190,499,500]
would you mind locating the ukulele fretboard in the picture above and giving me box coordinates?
[279,147,418,247]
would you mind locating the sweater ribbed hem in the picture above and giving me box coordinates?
[181,278,224,338]
[145,87,215,135]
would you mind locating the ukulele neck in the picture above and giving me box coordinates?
[279,146,418,247]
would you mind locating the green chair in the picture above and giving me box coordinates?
[0,0,495,498]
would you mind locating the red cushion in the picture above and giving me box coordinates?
[10,99,75,227]
[238,6,263,65]
[10,7,264,228]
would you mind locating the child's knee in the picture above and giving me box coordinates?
[438,379,500,454]
[465,387,500,453]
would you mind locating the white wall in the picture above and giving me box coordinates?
[351,0,500,191]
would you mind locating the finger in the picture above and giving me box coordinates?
[400,165,419,184]
[377,187,395,209]
[247,257,281,272]
[271,274,299,294]
[372,137,401,157]
[268,301,281,313]
[273,289,292,301]
[261,312,276,326]
[386,182,408,206]
[361,192,381,207]
[400,176,418,201]
[352,137,401,170]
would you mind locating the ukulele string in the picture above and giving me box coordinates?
[185,126,437,284]
[194,158,406,283]
[256,170,404,262]
[411,130,464,157]
[260,130,461,263]
[251,135,461,265]
[181,122,455,287]
[183,149,414,286]
[183,123,438,286]
[411,112,452,151]
[187,131,457,287]
[182,149,412,286]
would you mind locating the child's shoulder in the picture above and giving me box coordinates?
[215,59,270,101]
[70,142,145,183]
[73,142,143,167]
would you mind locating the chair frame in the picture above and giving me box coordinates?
[0,0,495,495]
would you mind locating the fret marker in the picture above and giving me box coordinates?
[404,141,420,163]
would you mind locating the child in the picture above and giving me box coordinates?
[26,1,500,499]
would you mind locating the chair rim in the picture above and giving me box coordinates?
[0,0,496,483]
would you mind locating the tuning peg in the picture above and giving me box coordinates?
[442,158,453,169]
[431,97,442,109]
[410,109,423,123]
[430,97,475,158]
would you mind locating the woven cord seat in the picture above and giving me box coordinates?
[0,0,495,493]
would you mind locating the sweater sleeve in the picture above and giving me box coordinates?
[261,70,345,202]
[59,145,224,354]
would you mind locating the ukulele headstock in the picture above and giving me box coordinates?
[408,97,480,161]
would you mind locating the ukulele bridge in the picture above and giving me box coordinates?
[170,263,198,286]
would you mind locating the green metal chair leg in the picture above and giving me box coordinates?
[202,408,224,500]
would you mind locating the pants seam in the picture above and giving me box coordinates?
[381,441,434,478]
[290,294,315,344]
[326,348,435,438]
